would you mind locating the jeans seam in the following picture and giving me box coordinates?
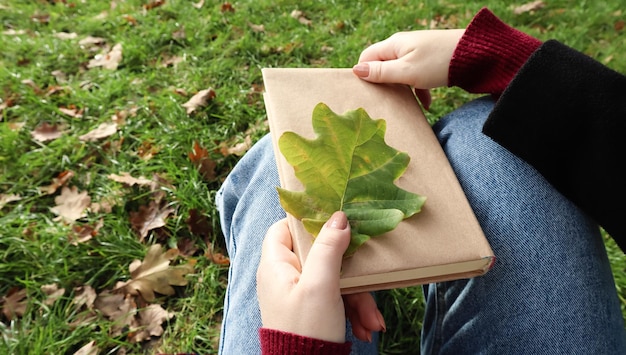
[432,282,447,354]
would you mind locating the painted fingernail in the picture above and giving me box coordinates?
[327,211,348,230]
[376,308,387,332]
[352,63,369,77]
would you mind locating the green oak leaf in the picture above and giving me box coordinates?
[278,102,426,257]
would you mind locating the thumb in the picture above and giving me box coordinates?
[299,211,351,285]
[352,61,414,86]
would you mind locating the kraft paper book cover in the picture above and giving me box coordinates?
[262,68,495,294]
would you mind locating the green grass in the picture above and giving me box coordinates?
[1,0,624,354]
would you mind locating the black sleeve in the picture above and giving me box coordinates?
[483,40,626,252]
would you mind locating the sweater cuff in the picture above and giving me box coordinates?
[449,7,542,95]
[259,328,352,355]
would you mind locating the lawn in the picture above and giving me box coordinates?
[1,0,624,354]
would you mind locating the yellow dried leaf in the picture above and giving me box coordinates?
[50,186,91,223]
[88,43,123,70]
[79,122,118,141]
[130,304,174,343]
[182,88,216,115]
[115,244,195,302]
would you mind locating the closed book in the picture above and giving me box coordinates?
[262,68,495,294]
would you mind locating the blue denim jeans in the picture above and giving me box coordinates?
[216,97,626,354]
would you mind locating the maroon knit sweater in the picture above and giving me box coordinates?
[259,8,543,354]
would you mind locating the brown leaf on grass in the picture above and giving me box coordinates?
[108,172,154,187]
[122,14,138,26]
[177,238,198,257]
[114,244,196,302]
[94,291,137,336]
[3,29,27,35]
[41,284,65,306]
[186,208,213,238]
[50,186,91,223]
[31,122,65,142]
[21,79,43,94]
[160,53,184,67]
[69,219,104,245]
[130,201,175,241]
[40,170,75,195]
[248,23,265,33]
[513,1,545,15]
[2,287,28,320]
[73,341,99,355]
[205,244,230,266]
[73,285,97,310]
[88,43,123,70]
[58,105,84,118]
[144,0,166,10]
[54,31,78,40]
[129,304,174,343]
[0,193,22,210]
[189,141,217,180]
[192,0,205,9]
[221,2,235,12]
[171,27,186,40]
[219,135,252,157]
[78,36,107,50]
[290,10,312,26]
[31,13,50,23]
[79,122,118,141]
[182,88,216,115]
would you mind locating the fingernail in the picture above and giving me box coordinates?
[327,211,348,230]
[376,309,387,332]
[352,63,369,77]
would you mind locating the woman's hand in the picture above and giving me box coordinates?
[353,29,464,109]
[257,211,385,343]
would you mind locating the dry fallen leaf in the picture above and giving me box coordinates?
[186,208,213,238]
[130,304,174,343]
[31,122,65,142]
[290,9,312,26]
[108,172,154,187]
[192,0,204,9]
[0,193,22,210]
[73,341,99,355]
[79,36,107,50]
[513,0,545,15]
[2,287,28,320]
[205,245,230,266]
[94,291,137,336]
[54,31,78,40]
[130,201,175,241]
[50,186,91,223]
[221,2,235,12]
[58,105,84,118]
[144,0,166,10]
[188,141,217,180]
[41,284,65,306]
[88,43,123,70]
[219,135,252,157]
[40,170,75,195]
[79,122,118,141]
[181,88,216,115]
[73,285,97,310]
[115,244,196,302]
[69,219,103,245]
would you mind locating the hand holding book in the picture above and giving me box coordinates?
[257,212,384,344]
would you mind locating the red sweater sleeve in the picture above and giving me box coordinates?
[259,328,352,355]
[449,7,542,95]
